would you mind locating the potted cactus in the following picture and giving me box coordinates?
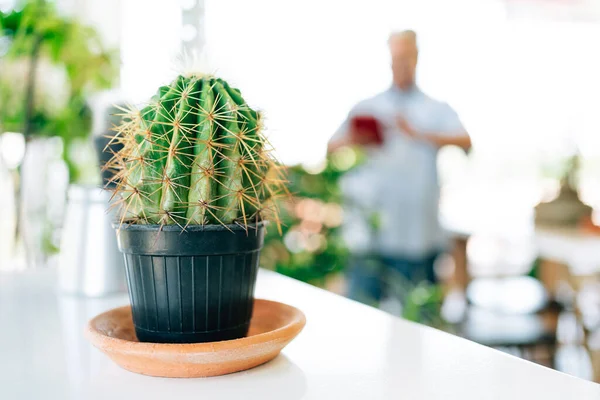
[107,74,286,343]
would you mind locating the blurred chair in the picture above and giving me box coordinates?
[444,233,561,366]
[459,276,561,368]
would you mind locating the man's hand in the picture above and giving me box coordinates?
[396,117,418,138]
[351,127,380,145]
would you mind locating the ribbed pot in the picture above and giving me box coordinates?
[115,222,265,343]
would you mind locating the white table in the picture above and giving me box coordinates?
[1,268,598,400]
[442,201,600,293]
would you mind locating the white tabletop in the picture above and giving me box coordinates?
[1,268,598,400]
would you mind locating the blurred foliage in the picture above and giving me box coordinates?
[400,281,445,327]
[261,148,366,286]
[263,146,446,326]
[0,0,118,182]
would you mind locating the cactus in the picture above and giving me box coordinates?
[107,74,287,228]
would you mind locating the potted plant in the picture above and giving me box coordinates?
[0,0,117,264]
[107,74,286,343]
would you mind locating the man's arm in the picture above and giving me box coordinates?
[328,116,379,153]
[328,129,379,152]
[328,135,352,153]
[329,98,386,153]
[417,132,471,150]
[397,117,471,151]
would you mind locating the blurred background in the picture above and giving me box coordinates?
[2,0,600,383]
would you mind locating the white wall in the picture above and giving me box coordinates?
[202,0,600,168]
[61,0,600,173]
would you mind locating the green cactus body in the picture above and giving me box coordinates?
[212,81,243,223]
[157,77,198,224]
[187,78,216,224]
[221,80,264,217]
[111,74,285,227]
[129,102,167,223]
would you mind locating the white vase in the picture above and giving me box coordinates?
[58,185,126,297]
[19,136,69,268]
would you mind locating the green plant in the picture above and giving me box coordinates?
[109,74,286,227]
[260,147,368,285]
[0,0,118,181]
[1,0,117,257]
[398,281,445,327]
[261,163,348,284]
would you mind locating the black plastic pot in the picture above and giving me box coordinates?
[115,222,265,343]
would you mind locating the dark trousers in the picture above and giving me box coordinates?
[347,253,439,306]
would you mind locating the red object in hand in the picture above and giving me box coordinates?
[350,115,384,146]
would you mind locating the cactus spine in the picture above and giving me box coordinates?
[108,74,286,227]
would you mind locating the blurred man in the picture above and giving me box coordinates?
[328,30,470,305]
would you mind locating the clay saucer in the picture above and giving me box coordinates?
[85,299,305,378]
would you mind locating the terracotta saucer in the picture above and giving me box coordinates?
[85,299,306,378]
